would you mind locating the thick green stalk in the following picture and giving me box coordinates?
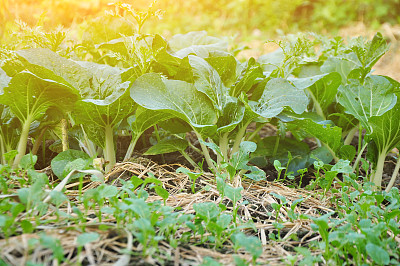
[180,150,198,170]
[247,123,265,141]
[219,132,229,164]
[344,126,358,146]
[231,122,251,155]
[371,149,388,190]
[306,88,326,120]
[61,118,69,151]
[32,126,47,155]
[352,141,368,172]
[194,131,216,172]
[13,117,33,168]
[0,134,5,165]
[124,135,140,161]
[323,142,339,163]
[104,124,116,173]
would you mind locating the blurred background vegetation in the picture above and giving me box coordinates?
[1,0,399,41]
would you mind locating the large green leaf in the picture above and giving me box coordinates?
[350,32,388,71]
[51,149,91,179]
[129,73,217,136]
[0,71,79,123]
[230,57,264,98]
[338,76,397,131]
[128,105,174,141]
[288,118,342,153]
[71,62,135,148]
[216,99,245,134]
[0,68,10,93]
[144,138,188,155]
[289,72,342,114]
[189,55,230,112]
[320,55,358,84]
[204,53,239,88]
[368,102,400,157]
[16,48,92,94]
[168,31,228,59]
[248,78,308,119]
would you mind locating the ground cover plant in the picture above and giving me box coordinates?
[1,3,400,265]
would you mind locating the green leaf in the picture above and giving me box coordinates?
[230,141,257,170]
[288,118,342,153]
[19,154,37,169]
[351,32,389,71]
[144,138,188,155]
[0,67,11,92]
[154,186,169,202]
[320,55,359,84]
[231,232,263,259]
[130,73,217,136]
[216,99,245,134]
[16,48,92,92]
[189,55,230,112]
[51,150,91,179]
[230,57,264,98]
[331,159,352,174]
[205,53,239,88]
[98,184,118,198]
[251,136,323,175]
[0,71,79,123]
[128,105,174,142]
[224,185,243,204]
[248,78,308,118]
[294,72,342,115]
[368,101,400,157]
[76,232,100,247]
[365,243,390,265]
[338,76,397,131]
[339,145,356,161]
[243,165,266,181]
[176,167,202,182]
[193,202,220,221]
[216,213,232,229]
[168,31,228,59]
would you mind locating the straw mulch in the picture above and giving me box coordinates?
[1,157,341,265]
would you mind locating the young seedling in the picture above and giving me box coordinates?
[176,167,203,194]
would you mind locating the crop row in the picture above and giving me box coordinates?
[0,28,399,191]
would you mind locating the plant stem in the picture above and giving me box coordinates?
[371,149,388,190]
[385,154,400,193]
[187,139,202,155]
[13,117,32,168]
[356,126,363,176]
[352,141,368,172]
[272,135,280,157]
[323,142,339,163]
[247,123,265,141]
[306,88,326,120]
[231,122,250,155]
[61,118,69,151]
[219,132,229,163]
[104,124,116,173]
[124,135,140,161]
[180,150,198,170]
[0,134,6,165]
[32,126,47,155]
[194,131,216,172]
[344,126,358,146]
[81,125,97,157]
